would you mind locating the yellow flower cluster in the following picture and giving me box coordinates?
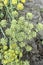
[4,0,8,5]
[17,3,24,10]
[21,0,26,3]
[2,43,23,64]
[0,0,26,10]
[12,0,26,10]
[2,49,17,64]
[12,0,17,5]
[12,0,26,5]
[0,0,8,6]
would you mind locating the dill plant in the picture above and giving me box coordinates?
[0,0,43,65]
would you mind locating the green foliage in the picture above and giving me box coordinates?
[5,18,37,42]
[0,16,43,65]
[0,0,43,65]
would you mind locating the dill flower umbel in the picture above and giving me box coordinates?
[17,3,24,10]
[4,0,8,5]
[2,49,16,64]
[12,10,18,17]
[12,0,17,5]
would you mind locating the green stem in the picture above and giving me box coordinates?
[6,6,12,19]
[0,27,6,38]
[10,0,14,19]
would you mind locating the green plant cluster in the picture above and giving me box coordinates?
[0,39,30,65]
[5,18,36,41]
[0,0,43,65]
[0,0,26,20]
[0,15,43,65]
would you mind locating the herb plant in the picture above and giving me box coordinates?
[0,0,43,65]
